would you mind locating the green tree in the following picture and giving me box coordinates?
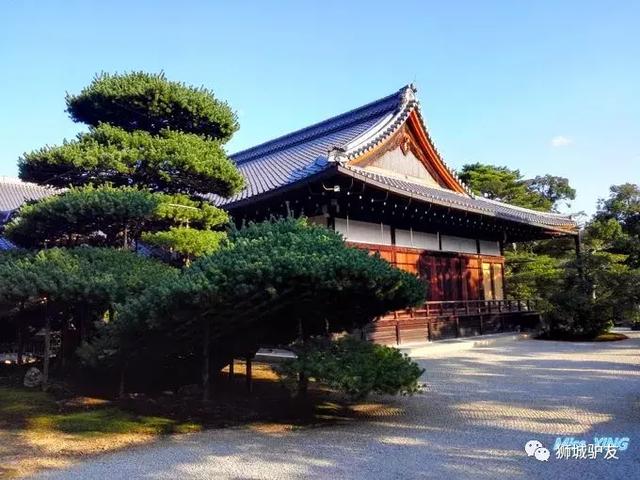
[16,71,243,262]
[5,186,157,248]
[544,250,639,339]
[0,249,76,388]
[141,227,227,265]
[591,183,640,268]
[66,71,238,140]
[2,71,243,388]
[504,251,564,308]
[459,163,575,212]
[526,175,576,211]
[5,185,229,250]
[0,248,176,388]
[540,185,640,338]
[595,183,640,235]
[19,123,243,195]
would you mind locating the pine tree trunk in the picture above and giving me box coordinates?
[17,302,25,365]
[80,304,89,343]
[297,318,309,398]
[16,323,24,366]
[202,318,210,402]
[228,358,234,385]
[42,306,51,392]
[119,363,127,399]
[123,224,129,249]
[245,355,253,394]
[60,318,68,371]
[297,371,308,397]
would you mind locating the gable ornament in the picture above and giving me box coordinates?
[400,133,413,156]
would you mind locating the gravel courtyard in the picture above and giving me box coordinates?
[32,334,640,480]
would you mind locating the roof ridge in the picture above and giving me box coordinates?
[231,85,414,164]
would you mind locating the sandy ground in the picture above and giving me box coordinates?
[30,333,640,480]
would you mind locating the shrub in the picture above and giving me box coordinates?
[544,282,611,340]
[278,336,424,399]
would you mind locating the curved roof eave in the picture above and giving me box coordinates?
[336,164,578,235]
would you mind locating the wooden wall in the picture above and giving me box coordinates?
[347,242,504,302]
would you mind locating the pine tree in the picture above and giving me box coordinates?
[1,72,244,391]
[13,71,244,262]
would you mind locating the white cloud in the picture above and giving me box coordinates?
[551,135,573,147]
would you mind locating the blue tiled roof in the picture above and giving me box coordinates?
[208,86,409,207]
[0,178,58,215]
[0,236,16,250]
[211,85,577,233]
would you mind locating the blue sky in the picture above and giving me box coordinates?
[1,1,638,216]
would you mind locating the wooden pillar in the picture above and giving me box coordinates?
[500,261,506,302]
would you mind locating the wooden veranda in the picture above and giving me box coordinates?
[364,299,541,345]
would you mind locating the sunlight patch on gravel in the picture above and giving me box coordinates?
[377,435,427,446]
[454,399,613,434]
[350,403,405,417]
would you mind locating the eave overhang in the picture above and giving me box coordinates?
[334,165,578,236]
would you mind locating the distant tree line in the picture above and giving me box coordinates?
[460,164,640,339]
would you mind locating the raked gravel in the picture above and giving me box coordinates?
[31,333,640,480]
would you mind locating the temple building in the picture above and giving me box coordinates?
[0,85,578,344]
[209,85,578,343]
